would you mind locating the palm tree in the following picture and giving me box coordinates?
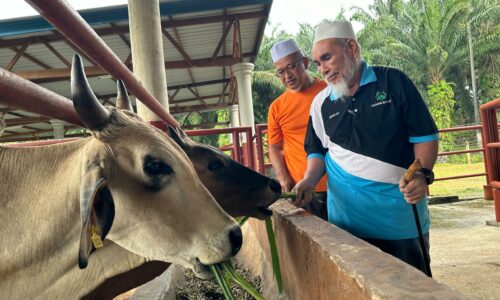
[352,0,499,131]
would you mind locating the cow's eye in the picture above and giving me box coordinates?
[144,156,173,177]
[208,160,224,172]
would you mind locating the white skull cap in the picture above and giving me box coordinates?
[270,39,302,63]
[313,20,356,43]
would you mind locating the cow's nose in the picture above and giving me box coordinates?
[269,179,281,194]
[229,226,243,255]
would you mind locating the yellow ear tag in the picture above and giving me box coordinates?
[91,225,104,249]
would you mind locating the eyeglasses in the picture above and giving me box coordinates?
[275,58,304,77]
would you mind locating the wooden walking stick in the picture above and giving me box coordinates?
[403,158,433,277]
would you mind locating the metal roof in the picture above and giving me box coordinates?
[0,0,272,143]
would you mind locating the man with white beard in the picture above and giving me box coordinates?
[293,20,439,274]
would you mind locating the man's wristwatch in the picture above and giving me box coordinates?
[420,168,434,185]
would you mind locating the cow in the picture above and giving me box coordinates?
[0,55,242,299]
[113,84,281,219]
[82,67,283,299]
[167,126,281,219]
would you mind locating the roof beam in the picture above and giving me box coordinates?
[211,18,235,60]
[252,4,271,63]
[170,103,227,114]
[161,27,194,67]
[5,116,51,127]
[182,121,230,129]
[0,11,267,48]
[166,17,208,107]
[110,22,131,48]
[14,53,253,82]
[170,93,229,105]
[86,79,230,101]
[40,37,71,67]
[168,78,229,91]
[5,38,33,71]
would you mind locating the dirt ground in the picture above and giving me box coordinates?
[429,198,500,300]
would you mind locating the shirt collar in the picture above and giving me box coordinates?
[329,60,377,101]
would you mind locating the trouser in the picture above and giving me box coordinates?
[303,191,328,221]
[360,232,431,275]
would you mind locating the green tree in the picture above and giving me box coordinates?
[352,0,499,126]
[428,80,456,150]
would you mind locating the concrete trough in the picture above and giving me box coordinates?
[128,200,467,299]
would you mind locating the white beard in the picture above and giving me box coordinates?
[328,53,360,99]
[328,80,350,99]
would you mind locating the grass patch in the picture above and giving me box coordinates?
[430,163,487,198]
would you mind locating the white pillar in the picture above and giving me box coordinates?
[230,104,240,127]
[231,63,255,134]
[128,0,169,122]
[50,119,65,139]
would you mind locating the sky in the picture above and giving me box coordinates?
[0,0,373,34]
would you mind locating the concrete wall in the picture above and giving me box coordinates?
[236,200,467,300]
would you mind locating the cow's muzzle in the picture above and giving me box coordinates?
[229,226,242,255]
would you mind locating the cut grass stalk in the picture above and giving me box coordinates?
[211,216,283,299]
[222,261,265,300]
[265,218,283,295]
[209,264,235,300]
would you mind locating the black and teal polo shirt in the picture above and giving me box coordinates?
[305,61,439,240]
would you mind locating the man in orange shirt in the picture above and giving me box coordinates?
[267,39,328,220]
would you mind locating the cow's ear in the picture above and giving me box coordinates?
[167,126,188,149]
[78,165,115,269]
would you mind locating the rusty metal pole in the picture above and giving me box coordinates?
[26,0,179,128]
[481,108,498,200]
[0,68,82,126]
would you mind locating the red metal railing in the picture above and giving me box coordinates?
[253,123,494,193]
[8,127,254,170]
[255,124,270,175]
[434,125,487,182]
[480,98,500,221]
[185,127,255,169]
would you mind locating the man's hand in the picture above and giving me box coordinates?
[399,171,427,204]
[291,177,316,208]
[277,173,295,192]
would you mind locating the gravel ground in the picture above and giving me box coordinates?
[429,199,500,300]
[175,266,261,300]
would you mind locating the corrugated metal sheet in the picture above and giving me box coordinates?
[0,0,271,142]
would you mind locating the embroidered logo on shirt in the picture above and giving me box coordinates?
[375,91,387,102]
[371,90,392,107]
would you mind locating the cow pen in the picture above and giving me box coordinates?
[0,1,495,299]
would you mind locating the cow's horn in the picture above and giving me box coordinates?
[116,80,134,112]
[71,54,110,130]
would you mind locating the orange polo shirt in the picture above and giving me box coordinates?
[267,79,327,192]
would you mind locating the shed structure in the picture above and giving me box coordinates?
[0,0,272,143]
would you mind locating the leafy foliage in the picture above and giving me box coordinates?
[427,80,456,150]
[352,0,499,125]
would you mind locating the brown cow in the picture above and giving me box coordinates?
[114,76,281,220]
